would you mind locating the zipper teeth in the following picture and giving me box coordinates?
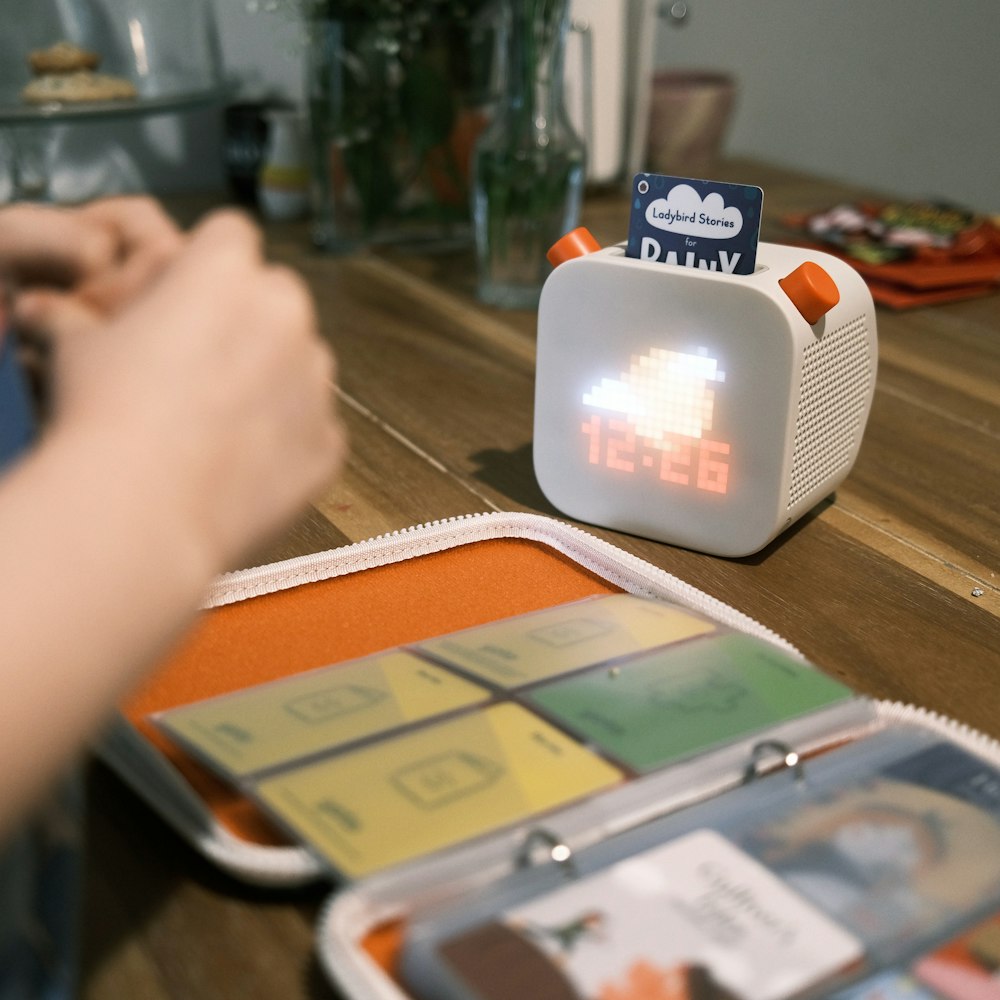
[876,699,1000,763]
[207,512,796,654]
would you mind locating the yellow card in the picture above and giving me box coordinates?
[253,703,623,879]
[154,650,490,777]
[415,594,715,688]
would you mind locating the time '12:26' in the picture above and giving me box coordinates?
[581,414,731,495]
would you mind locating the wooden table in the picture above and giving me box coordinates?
[80,160,1000,998]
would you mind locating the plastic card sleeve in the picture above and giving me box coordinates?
[97,510,1000,1000]
[318,702,1000,1000]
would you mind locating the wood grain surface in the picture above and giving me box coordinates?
[81,160,1000,999]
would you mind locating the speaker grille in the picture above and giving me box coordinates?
[787,315,872,508]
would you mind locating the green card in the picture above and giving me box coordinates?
[526,633,853,773]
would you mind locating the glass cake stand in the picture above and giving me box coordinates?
[0,0,230,199]
[0,87,232,200]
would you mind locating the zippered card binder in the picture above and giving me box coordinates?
[99,512,1000,1000]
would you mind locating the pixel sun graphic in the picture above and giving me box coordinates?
[584,346,726,444]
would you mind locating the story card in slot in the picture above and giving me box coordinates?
[402,828,863,1000]
[415,594,715,689]
[252,703,623,879]
[525,632,854,772]
[626,173,763,274]
[153,649,491,778]
[739,738,1000,956]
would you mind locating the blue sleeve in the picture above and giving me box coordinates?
[0,328,37,468]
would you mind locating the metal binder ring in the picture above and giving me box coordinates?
[742,739,805,785]
[516,828,577,878]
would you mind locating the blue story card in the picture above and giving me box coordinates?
[625,173,764,275]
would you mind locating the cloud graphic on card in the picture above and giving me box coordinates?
[644,185,745,239]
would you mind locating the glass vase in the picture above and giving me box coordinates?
[471,0,586,308]
[306,6,501,252]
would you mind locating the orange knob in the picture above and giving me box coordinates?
[779,261,840,324]
[547,227,601,268]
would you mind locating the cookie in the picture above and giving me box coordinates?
[28,41,101,74]
[21,71,137,104]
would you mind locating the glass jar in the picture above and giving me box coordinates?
[306,4,502,252]
[471,0,586,308]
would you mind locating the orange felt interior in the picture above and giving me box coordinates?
[362,920,407,983]
[123,537,620,844]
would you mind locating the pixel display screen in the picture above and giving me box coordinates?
[580,345,732,495]
[533,239,876,556]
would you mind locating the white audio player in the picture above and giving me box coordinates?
[533,233,877,557]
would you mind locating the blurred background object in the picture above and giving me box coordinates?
[472,0,586,308]
[256,105,308,221]
[563,0,657,187]
[0,0,225,99]
[306,1,502,253]
[222,96,291,208]
[0,0,228,202]
[645,69,735,179]
[1,0,995,219]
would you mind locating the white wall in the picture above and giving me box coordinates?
[213,1,306,104]
[656,0,999,213]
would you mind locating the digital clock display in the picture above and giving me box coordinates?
[580,346,732,495]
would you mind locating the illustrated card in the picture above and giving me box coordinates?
[625,173,764,275]
[415,594,715,689]
[431,828,862,1000]
[525,632,854,772]
[740,741,1000,952]
[253,703,623,879]
[913,910,1000,999]
[154,649,490,777]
